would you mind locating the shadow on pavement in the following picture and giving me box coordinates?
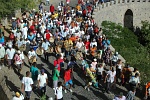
[4,76,21,93]
[72,92,89,100]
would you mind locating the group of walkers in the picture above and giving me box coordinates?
[0,0,149,100]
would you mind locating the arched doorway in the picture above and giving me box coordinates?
[124,9,133,31]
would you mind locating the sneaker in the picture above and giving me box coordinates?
[69,89,73,92]
[64,89,67,93]
[87,88,90,91]
[84,86,87,90]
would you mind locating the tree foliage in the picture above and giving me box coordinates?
[0,0,36,18]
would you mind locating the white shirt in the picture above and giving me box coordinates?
[42,41,50,50]
[37,73,48,87]
[0,47,5,58]
[107,71,116,83]
[76,42,84,49]
[40,25,46,34]
[22,77,33,91]
[90,42,97,47]
[28,51,36,59]
[6,48,16,59]
[97,67,104,74]
[21,27,28,39]
[129,77,140,84]
[113,96,126,100]
[55,86,63,99]
[12,96,24,100]
[14,53,24,64]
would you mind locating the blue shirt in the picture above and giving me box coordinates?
[0,36,4,44]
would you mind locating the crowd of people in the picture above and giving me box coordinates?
[0,0,149,100]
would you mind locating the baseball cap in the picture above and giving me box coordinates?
[41,69,45,73]
[15,92,20,97]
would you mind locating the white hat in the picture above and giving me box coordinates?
[8,44,12,48]
[17,50,21,54]
[116,52,118,55]
[100,36,102,38]
[0,44,2,47]
[94,58,97,62]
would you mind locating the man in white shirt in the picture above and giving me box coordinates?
[42,39,50,61]
[104,67,116,93]
[0,44,5,69]
[21,71,33,100]
[113,92,126,100]
[21,25,28,39]
[76,39,84,51]
[14,50,24,74]
[90,39,97,48]
[28,48,37,65]
[37,69,48,97]
[5,44,16,69]
[129,73,140,89]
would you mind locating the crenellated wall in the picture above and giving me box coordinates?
[93,0,150,28]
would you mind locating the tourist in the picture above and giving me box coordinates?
[64,67,73,93]
[42,39,50,61]
[126,88,136,100]
[113,92,126,100]
[5,44,16,69]
[52,65,60,89]
[37,69,48,97]
[129,73,140,90]
[21,71,33,100]
[30,62,39,88]
[12,92,24,100]
[54,82,63,100]
[104,67,116,93]
[0,44,5,69]
[14,50,24,74]
[96,64,104,83]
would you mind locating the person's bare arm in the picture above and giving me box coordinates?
[21,83,24,92]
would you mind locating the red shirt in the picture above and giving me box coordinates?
[82,9,86,16]
[53,59,63,71]
[64,69,71,82]
[45,33,50,40]
[50,5,55,13]
[84,41,90,49]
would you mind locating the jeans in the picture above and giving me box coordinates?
[40,86,46,97]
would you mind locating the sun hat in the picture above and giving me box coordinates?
[17,50,21,54]
[94,58,97,62]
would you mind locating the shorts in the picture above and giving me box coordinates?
[25,91,32,98]
[53,80,58,88]
[8,59,13,66]
[16,64,22,69]
[65,80,73,86]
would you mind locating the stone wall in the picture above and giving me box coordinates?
[93,0,150,28]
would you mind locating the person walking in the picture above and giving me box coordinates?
[5,44,16,69]
[104,67,116,93]
[52,65,60,89]
[37,69,48,97]
[21,71,33,100]
[64,67,73,93]
[0,44,5,69]
[14,50,24,74]
[126,88,136,100]
[30,62,39,88]
[55,82,63,100]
